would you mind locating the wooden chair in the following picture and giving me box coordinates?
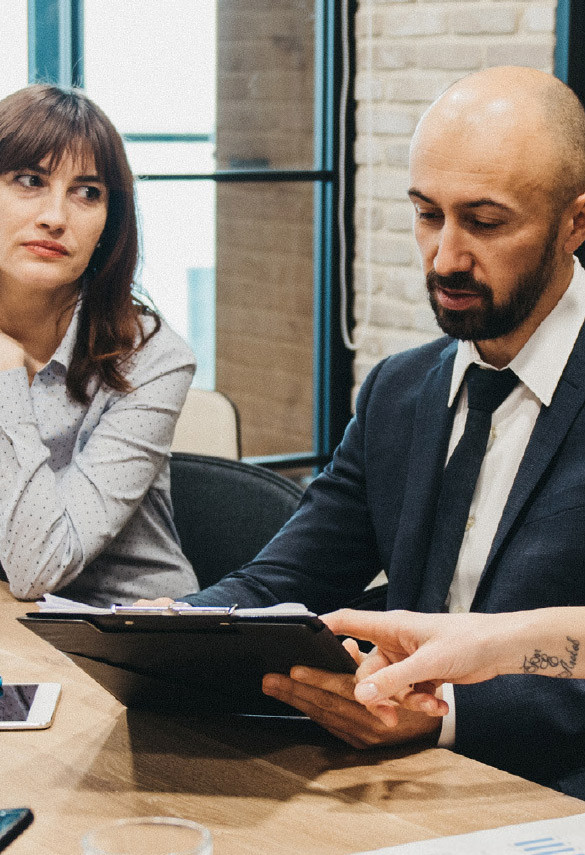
[171,388,241,459]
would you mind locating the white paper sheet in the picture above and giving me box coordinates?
[37,593,314,617]
[353,812,585,854]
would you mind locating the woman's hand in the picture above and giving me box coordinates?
[0,329,26,372]
[321,609,515,719]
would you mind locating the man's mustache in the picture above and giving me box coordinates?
[427,270,491,298]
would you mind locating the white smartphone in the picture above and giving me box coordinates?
[0,683,61,729]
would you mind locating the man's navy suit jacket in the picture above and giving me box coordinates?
[188,329,585,797]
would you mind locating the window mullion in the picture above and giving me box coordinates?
[28,0,83,86]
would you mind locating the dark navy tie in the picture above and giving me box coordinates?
[418,364,519,612]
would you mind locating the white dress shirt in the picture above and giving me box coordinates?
[0,302,199,607]
[438,259,585,745]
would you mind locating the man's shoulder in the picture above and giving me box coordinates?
[354,335,455,422]
[369,335,455,388]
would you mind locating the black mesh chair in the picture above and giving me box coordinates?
[170,453,304,591]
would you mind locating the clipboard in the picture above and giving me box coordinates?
[18,607,357,716]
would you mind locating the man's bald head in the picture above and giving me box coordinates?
[412,66,585,213]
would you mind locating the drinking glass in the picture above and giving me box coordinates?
[81,816,213,855]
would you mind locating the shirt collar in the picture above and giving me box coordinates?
[448,259,585,408]
[46,298,82,372]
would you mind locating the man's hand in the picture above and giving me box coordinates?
[262,639,442,749]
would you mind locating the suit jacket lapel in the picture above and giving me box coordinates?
[386,342,457,609]
[480,322,585,585]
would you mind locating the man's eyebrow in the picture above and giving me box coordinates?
[408,188,434,204]
[465,198,513,213]
[408,188,512,213]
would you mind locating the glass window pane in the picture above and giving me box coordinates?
[85,0,316,171]
[215,181,314,456]
[217,1,316,171]
[124,141,216,177]
[84,0,216,134]
[136,178,315,458]
[0,2,28,100]
[135,179,216,391]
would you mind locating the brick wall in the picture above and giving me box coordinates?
[215,0,315,457]
[352,0,557,399]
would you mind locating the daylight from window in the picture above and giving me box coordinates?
[84,0,218,388]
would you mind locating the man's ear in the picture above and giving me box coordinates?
[563,192,585,254]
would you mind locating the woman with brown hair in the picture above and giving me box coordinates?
[0,84,198,606]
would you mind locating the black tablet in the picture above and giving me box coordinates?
[18,608,357,716]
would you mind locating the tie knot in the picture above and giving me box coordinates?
[465,364,518,414]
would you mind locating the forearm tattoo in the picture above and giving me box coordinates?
[521,637,580,677]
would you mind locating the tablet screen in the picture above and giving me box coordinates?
[0,684,38,722]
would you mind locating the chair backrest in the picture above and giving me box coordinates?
[170,453,304,590]
[171,388,241,460]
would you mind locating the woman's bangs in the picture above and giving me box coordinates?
[0,104,106,181]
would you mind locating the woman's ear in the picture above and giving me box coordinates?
[563,192,585,254]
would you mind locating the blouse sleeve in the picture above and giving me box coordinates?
[0,326,195,599]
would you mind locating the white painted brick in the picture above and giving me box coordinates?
[450,6,518,36]
[358,232,413,265]
[369,106,418,135]
[382,7,448,38]
[384,200,413,231]
[354,263,386,294]
[354,202,385,231]
[354,136,385,165]
[355,74,385,103]
[355,8,384,39]
[356,167,410,201]
[484,39,554,68]
[417,40,483,70]
[523,4,556,33]
[372,41,416,70]
[367,296,416,330]
[385,70,451,102]
[351,0,558,377]
[383,267,427,304]
[384,139,411,169]
[353,327,384,359]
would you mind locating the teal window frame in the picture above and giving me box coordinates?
[555,0,585,269]
[28,0,354,472]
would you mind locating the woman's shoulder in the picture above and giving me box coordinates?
[128,311,196,380]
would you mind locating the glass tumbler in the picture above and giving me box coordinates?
[81,816,213,855]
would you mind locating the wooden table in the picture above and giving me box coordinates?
[2,585,584,854]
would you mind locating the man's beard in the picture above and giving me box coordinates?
[426,227,559,342]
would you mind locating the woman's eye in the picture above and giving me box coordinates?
[15,173,43,188]
[76,185,102,201]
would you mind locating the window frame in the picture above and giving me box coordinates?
[555,0,585,270]
[29,0,355,472]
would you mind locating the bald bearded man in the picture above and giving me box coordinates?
[172,67,585,797]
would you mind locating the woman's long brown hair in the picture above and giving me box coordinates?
[0,84,160,403]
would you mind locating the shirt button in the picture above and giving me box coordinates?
[454,606,466,614]
[490,426,497,441]
[465,516,475,531]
